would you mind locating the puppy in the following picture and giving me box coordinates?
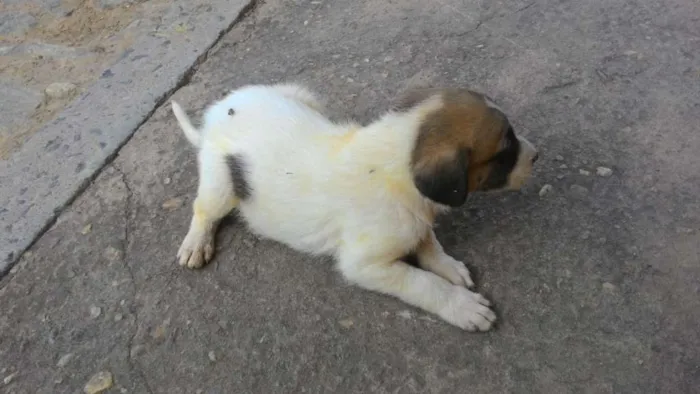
[171,83,538,331]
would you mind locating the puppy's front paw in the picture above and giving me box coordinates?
[439,256,474,288]
[438,287,496,331]
[177,229,215,269]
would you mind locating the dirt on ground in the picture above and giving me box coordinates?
[0,0,168,158]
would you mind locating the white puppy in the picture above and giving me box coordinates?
[171,83,538,331]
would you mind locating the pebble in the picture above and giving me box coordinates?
[579,169,590,176]
[163,177,171,185]
[570,185,589,196]
[45,82,77,99]
[57,353,74,368]
[208,351,216,362]
[596,166,613,177]
[397,310,412,319]
[130,345,145,358]
[555,155,564,161]
[580,231,591,240]
[559,164,568,169]
[338,318,354,328]
[539,184,553,197]
[161,197,183,210]
[3,372,18,385]
[114,313,123,322]
[89,306,102,319]
[602,282,616,292]
[104,246,122,261]
[80,223,92,235]
[83,371,113,394]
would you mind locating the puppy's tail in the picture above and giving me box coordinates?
[171,101,201,148]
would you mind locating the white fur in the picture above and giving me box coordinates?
[172,83,496,331]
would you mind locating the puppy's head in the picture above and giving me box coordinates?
[395,88,538,207]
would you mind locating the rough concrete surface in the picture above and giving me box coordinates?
[1,0,700,392]
[0,0,253,273]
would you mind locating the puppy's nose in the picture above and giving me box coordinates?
[532,152,539,164]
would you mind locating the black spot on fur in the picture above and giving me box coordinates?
[228,108,235,116]
[481,126,520,190]
[226,154,252,200]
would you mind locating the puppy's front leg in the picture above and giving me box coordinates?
[338,252,496,331]
[178,151,238,268]
[416,230,474,288]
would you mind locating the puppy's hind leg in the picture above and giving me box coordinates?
[178,149,239,269]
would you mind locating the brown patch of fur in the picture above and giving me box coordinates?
[405,88,510,199]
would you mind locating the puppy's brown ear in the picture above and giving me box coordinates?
[412,148,469,207]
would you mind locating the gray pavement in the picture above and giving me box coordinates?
[1,0,700,392]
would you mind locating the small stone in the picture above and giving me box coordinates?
[556,174,565,180]
[579,169,590,176]
[580,231,591,240]
[539,184,553,197]
[555,155,564,161]
[602,282,616,292]
[3,372,18,385]
[161,197,183,210]
[114,313,123,322]
[559,164,568,169]
[130,345,145,358]
[208,351,216,362]
[81,223,92,235]
[45,82,77,99]
[89,306,102,319]
[104,246,122,261]
[163,177,171,185]
[476,44,485,48]
[596,166,613,177]
[570,185,589,196]
[303,20,309,25]
[57,353,74,367]
[338,319,354,328]
[397,310,412,319]
[83,371,113,394]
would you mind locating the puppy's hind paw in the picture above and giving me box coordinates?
[177,230,215,269]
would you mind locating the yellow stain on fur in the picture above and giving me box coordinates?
[356,233,370,244]
[329,127,358,154]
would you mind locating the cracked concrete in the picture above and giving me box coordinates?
[1,0,700,392]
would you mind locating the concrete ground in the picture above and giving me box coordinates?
[1,0,699,392]
[0,0,252,273]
